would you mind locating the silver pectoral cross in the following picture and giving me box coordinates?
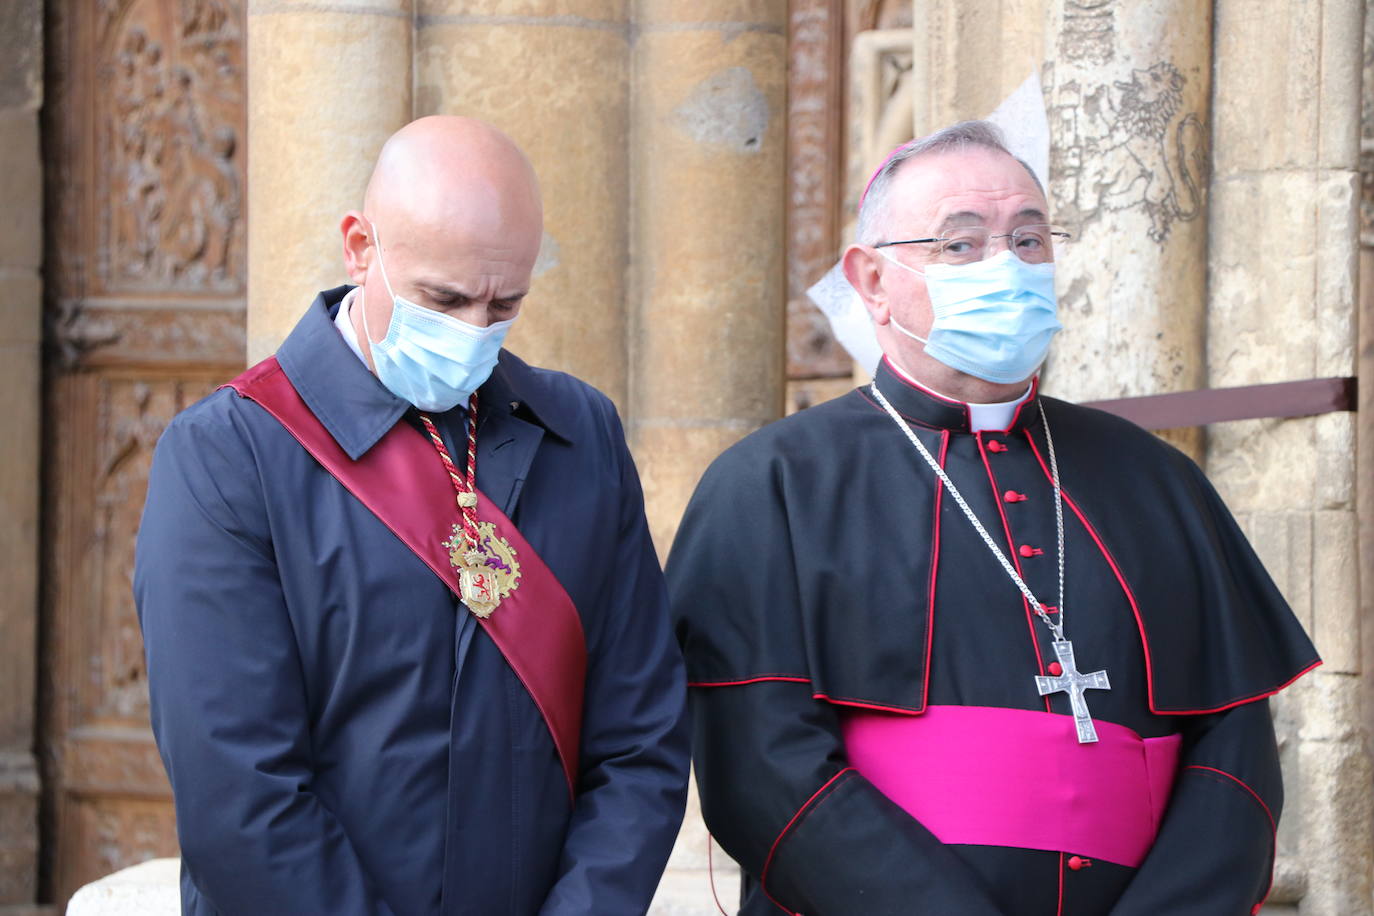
[1035,640,1111,744]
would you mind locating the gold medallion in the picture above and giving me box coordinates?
[445,521,521,618]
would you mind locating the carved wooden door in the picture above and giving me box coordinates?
[41,0,246,906]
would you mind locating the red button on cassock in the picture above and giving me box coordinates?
[1067,856,1086,871]
[1003,490,1027,503]
[1019,544,1043,557]
[987,441,1007,452]
[1047,662,1063,676]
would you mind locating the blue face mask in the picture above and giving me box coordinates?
[363,223,515,412]
[880,248,1061,384]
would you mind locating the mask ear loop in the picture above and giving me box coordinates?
[361,220,398,345]
[877,249,931,346]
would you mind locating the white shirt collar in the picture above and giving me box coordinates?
[886,358,1034,433]
[334,286,368,366]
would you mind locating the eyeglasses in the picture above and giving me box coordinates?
[874,224,1073,265]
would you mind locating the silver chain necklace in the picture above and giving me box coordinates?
[869,382,1110,743]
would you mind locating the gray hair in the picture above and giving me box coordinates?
[855,120,1045,245]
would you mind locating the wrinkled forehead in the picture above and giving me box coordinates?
[379,206,542,270]
[885,148,1049,232]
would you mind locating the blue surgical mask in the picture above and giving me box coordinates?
[879,248,1061,384]
[363,222,515,412]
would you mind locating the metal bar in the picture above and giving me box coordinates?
[1082,377,1358,430]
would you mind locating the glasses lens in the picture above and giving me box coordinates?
[1010,225,1071,264]
[937,227,990,265]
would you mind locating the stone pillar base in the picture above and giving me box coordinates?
[66,859,179,916]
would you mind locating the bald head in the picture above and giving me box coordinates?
[341,117,545,357]
[363,116,542,246]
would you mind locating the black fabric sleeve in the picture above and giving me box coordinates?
[1108,700,1281,916]
[692,681,1006,915]
[672,436,1003,914]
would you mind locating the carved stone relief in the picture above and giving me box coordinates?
[1047,57,1207,243]
[785,1,916,411]
[1040,0,1211,405]
[787,0,851,380]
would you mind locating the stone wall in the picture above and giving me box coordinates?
[1207,2,1369,912]
[0,0,44,912]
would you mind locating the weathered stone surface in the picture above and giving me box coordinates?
[1208,172,1357,387]
[415,7,631,408]
[1042,0,1211,411]
[1207,416,1353,516]
[637,0,783,26]
[1311,510,1360,674]
[1294,734,1374,913]
[630,14,787,553]
[0,337,38,755]
[1294,670,1363,745]
[0,0,41,112]
[66,859,179,916]
[0,111,41,270]
[0,267,40,347]
[912,0,1049,131]
[1212,0,1361,173]
[419,0,625,18]
[0,787,37,905]
[245,2,412,361]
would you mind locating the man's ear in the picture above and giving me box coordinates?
[843,244,890,325]
[341,211,372,285]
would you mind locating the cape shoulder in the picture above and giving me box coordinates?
[668,389,1320,715]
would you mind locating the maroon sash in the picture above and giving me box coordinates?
[222,357,586,797]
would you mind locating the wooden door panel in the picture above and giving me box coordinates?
[42,0,245,907]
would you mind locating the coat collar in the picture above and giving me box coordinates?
[867,356,1040,434]
[276,286,572,461]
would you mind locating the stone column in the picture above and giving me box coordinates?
[246,0,414,361]
[1040,0,1211,460]
[628,5,787,909]
[1207,2,1370,913]
[413,1,632,409]
[629,0,789,556]
[0,0,42,908]
[911,0,1050,134]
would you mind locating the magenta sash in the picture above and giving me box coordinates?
[222,357,587,798]
[841,705,1181,867]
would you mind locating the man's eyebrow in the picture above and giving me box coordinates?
[415,280,474,299]
[1015,207,1048,223]
[415,281,529,303]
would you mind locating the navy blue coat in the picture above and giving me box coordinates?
[135,287,690,916]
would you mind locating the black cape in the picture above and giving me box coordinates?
[668,358,1318,916]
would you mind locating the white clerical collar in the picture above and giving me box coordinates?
[335,286,368,366]
[886,357,1034,433]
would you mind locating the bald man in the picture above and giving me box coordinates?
[135,117,689,916]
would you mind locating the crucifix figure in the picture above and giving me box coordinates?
[1035,640,1111,744]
